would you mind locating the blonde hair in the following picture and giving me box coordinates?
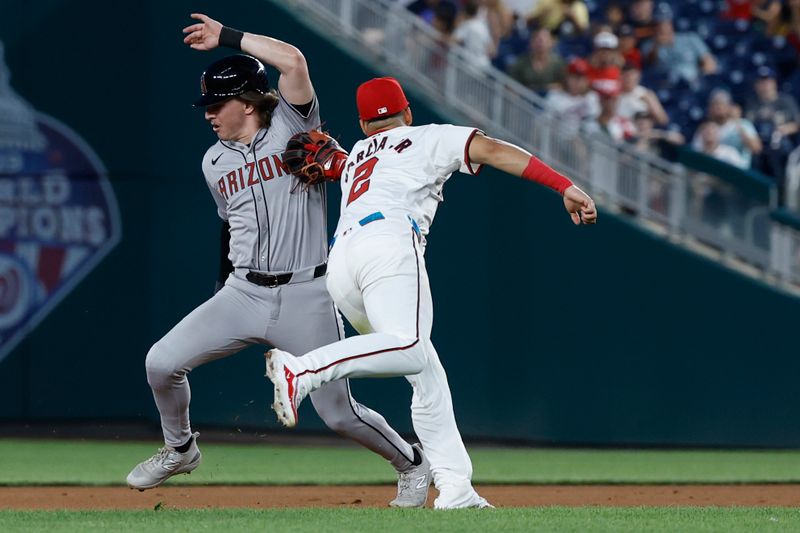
[238,89,280,129]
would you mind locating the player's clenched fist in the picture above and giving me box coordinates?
[182,13,223,51]
[563,185,597,225]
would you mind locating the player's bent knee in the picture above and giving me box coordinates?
[317,409,355,434]
[406,345,427,375]
[144,342,184,389]
[309,394,358,434]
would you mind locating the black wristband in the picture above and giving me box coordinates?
[219,26,244,50]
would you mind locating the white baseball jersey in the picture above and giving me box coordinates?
[202,94,326,273]
[337,124,483,238]
[280,122,492,508]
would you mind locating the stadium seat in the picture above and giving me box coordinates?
[557,36,592,60]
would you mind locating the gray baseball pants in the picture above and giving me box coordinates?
[144,272,415,471]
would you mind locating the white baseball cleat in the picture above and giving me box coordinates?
[471,496,495,509]
[126,432,202,491]
[390,443,432,508]
[434,483,495,510]
[265,349,309,428]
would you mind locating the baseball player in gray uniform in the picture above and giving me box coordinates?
[126,14,431,508]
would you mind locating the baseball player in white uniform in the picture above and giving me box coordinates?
[126,18,432,508]
[266,77,597,509]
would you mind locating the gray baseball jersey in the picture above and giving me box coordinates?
[202,94,327,273]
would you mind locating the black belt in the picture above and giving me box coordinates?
[246,263,327,288]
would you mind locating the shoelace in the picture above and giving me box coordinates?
[395,472,413,496]
[145,447,181,470]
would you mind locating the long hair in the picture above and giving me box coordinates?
[238,89,280,129]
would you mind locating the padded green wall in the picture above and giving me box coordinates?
[1,0,798,446]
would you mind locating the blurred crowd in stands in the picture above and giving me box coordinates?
[398,0,800,206]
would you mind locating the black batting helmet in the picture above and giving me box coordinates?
[193,54,270,107]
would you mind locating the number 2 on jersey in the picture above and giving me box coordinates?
[347,157,378,206]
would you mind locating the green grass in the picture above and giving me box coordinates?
[3,439,800,485]
[0,508,798,532]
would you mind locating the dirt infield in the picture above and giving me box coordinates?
[3,485,800,509]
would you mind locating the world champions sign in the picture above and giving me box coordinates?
[0,42,121,362]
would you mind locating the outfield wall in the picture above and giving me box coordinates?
[1,0,798,447]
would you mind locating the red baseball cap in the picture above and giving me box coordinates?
[356,77,410,121]
[567,58,590,76]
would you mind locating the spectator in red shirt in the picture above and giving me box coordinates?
[618,24,642,69]
[587,30,623,96]
[722,0,781,33]
[724,0,754,20]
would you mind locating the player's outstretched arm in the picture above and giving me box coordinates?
[182,13,314,106]
[468,134,597,225]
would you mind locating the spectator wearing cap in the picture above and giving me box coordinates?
[692,89,762,167]
[617,24,642,69]
[453,0,496,69]
[587,31,623,96]
[508,27,566,93]
[546,57,600,134]
[582,84,636,143]
[695,121,749,168]
[618,62,669,125]
[641,6,717,84]
[745,66,800,184]
[527,0,589,37]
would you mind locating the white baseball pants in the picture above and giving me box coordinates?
[293,218,483,508]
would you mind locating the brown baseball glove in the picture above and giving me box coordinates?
[282,130,348,188]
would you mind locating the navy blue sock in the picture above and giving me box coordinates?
[175,436,193,453]
[412,446,423,466]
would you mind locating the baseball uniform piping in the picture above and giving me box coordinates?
[345,379,415,464]
[297,228,421,378]
[250,187,262,269]
[463,128,485,176]
[321,182,328,252]
[331,302,343,341]
[324,282,414,463]
[249,129,272,271]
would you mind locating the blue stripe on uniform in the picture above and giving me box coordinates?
[359,212,385,226]
[330,211,386,250]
